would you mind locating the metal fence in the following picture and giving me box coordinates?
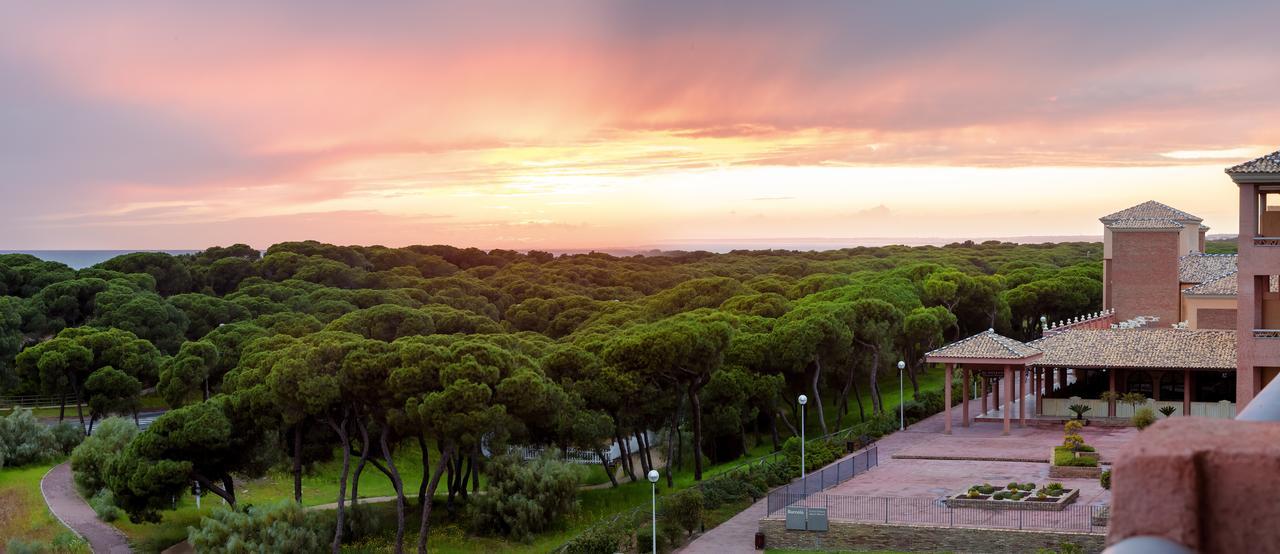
[771,493,1108,534]
[0,394,76,409]
[766,446,878,513]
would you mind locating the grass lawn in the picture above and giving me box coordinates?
[0,462,89,552]
[110,369,947,553]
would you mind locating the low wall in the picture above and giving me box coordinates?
[1050,465,1103,479]
[758,519,1105,553]
[1041,397,1235,419]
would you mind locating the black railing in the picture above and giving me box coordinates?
[770,493,1108,534]
[766,446,878,513]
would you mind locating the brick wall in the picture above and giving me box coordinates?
[759,519,1105,553]
[1107,231,1180,324]
[1197,308,1237,329]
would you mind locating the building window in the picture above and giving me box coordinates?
[1126,371,1153,398]
[1159,372,1185,401]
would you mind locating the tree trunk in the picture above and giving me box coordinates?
[58,394,66,423]
[352,418,374,506]
[470,450,480,494]
[665,388,683,487]
[768,410,781,451]
[458,453,471,501]
[908,361,921,395]
[837,361,859,430]
[777,409,799,437]
[417,435,430,507]
[634,430,649,475]
[616,431,636,482]
[594,448,619,487]
[811,357,828,435]
[688,383,706,481]
[293,425,304,503]
[328,411,352,554]
[416,445,452,554]
[193,473,236,506]
[87,415,96,435]
[851,373,866,423]
[220,474,236,506]
[72,381,86,434]
[378,424,407,554]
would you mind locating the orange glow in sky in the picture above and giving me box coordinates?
[2,2,1279,250]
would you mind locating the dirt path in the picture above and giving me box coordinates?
[40,462,132,554]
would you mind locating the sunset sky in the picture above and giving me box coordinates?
[3,1,1280,250]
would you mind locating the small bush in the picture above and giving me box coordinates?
[1063,420,1084,435]
[563,524,624,554]
[1063,433,1085,451]
[70,417,137,495]
[1133,407,1157,430]
[49,423,84,456]
[466,454,580,542]
[1100,470,1112,490]
[188,500,327,553]
[89,488,123,522]
[663,489,704,536]
[0,408,60,467]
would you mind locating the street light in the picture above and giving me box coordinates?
[897,361,906,431]
[797,394,808,481]
[647,469,659,554]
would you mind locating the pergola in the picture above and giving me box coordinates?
[925,329,1043,435]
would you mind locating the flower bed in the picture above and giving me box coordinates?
[1050,445,1103,478]
[946,482,1080,511]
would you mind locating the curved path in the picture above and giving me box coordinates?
[41,462,132,554]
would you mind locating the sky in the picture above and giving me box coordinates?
[2,1,1280,251]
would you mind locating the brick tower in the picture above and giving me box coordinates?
[1100,201,1204,325]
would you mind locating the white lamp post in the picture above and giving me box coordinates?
[797,394,808,482]
[897,360,906,430]
[647,469,659,553]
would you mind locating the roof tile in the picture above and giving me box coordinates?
[925,329,1041,360]
[1099,200,1202,223]
[1225,149,1280,175]
[1028,328,1235,369]
[1179,253,1238,284]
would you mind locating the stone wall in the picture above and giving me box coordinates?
[759,519,1105,553]
[1049,465,1103,479]
[1196,307,1237,329]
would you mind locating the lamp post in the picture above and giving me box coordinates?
[797,394,808,482]
[647,469,659,554]
[897,360,906,430]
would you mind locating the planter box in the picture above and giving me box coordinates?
[1049,465,1103,479]
[1074,451,1100,460]
[946,488,1079,511]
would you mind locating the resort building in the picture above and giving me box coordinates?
[925,152,1280,431]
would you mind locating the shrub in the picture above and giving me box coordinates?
[466,454,580,541]
[89,489,123,522]
[563,524,624,554]
[70,417,137,495]
[1062,433,1085,451]
[1063,420,1083,435]
[1100,470,1112,490]
[0,408,60,467]
[664,489,704,536]
[1158,405,1178,417]
[1006,482,1019,491]
[344,503,385,542]
[1067,404,1091,419]
[1132,407,1157,430]
[188,500,327,553]
[49,423,84,456]
[782,436,840,477]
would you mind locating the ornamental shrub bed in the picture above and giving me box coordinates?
[949,481,1079,511]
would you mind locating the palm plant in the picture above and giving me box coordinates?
[1158,405,1178,417]
[1067,404,1091,420]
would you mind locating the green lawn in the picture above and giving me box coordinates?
[110,369,947,553]
[0,462,89,552]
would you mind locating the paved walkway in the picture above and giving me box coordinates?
[41,462,132,554]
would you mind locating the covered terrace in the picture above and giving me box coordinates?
[924,329,1043,435]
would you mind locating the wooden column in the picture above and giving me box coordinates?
[1036,368,1043,416]
[993,376,1001,406]
[944,363,953,435]
[962,366,971,427]
[1003,364,1013,435]
[1183,369,1192,416]
[981,377,988,415]
[1108,369,1117,417]
[1018,367,1026,426]
[1057,368,1065,390]
[1151,370,1162,402]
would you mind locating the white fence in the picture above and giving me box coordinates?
[1042,396,1235,419]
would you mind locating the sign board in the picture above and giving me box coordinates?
[785,507,808,530]
[806,507,829,532]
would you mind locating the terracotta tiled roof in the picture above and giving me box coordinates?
[1099,200,1202,223]
[1179,253,1238,284]
[1183,270,1238,297]
[1225,149,1280,175]
[1102,219,1184,230]
[1028,328,1235,369]
[925,329,1041,360]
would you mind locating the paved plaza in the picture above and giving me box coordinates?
[679,395,1137,553]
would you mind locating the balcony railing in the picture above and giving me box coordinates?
[1254,236,1280,246]
[1254,329,1280,338]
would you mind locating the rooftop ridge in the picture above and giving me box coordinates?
[1225,149,1280,175]
[1100,200,1202,223]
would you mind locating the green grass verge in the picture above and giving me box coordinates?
[1052,446,1098,467]
[0,462,89,552]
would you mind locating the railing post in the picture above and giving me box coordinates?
[884,497,890,523]
[1018,508,1024,530]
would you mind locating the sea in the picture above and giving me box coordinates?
[0,250,199,270]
